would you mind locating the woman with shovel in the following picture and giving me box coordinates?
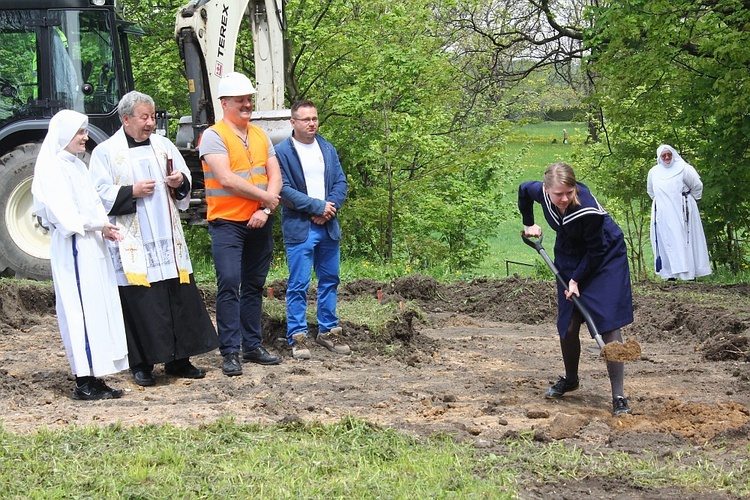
[518,162,634,415]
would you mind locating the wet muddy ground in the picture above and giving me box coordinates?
[1,275,749,498]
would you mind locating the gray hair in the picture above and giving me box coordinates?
[118,91,155,120]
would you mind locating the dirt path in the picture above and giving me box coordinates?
[1,276,749,497]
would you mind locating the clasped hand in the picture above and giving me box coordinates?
[102,222,123,242]
[523,224,542,238]
[165,170,183,189]
[312,201,337,225]
[523,224,579,300]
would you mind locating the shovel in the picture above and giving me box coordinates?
[521,231,641,362]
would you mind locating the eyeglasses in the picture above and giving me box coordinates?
[293,117,318,123]
[660,152,672,159]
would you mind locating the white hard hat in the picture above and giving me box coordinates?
[217,72,256,98]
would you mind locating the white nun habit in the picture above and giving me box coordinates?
[32,109,129,377]
[647,144,712,280]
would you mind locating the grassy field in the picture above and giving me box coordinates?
[470,121,588,279]
[505,121,588,175]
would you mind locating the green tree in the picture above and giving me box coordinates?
[440,0,593,130]
[121,1,190,117]
[585,0,750,273]
[117,0,517,272]
[284,0,513,271]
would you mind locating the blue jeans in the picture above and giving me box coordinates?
[285,223,340,343]
[208,218,273,355]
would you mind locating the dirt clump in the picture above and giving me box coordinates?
[601,338,642,362]
[702,333,750,362]
[341,278,384,297]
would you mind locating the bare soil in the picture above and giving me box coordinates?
[1,275,749,498]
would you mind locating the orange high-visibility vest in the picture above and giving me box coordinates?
[202,120,269,221]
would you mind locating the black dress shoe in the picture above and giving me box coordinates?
[72,380,116,401]
[93,378,124,398]
[222,353,243,376]
[242,346,282,365]
[165,361,206,379]
[133,370,156,387]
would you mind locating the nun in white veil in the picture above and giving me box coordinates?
[647,144,712,281]
[32,109,129,400]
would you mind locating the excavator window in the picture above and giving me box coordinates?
[0,7,122,128]
[49,9,120,115]
[0,10,40,126]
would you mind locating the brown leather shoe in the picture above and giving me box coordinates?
[291,332,311,360]
[316,327,351,355]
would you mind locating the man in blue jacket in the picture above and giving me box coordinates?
[276,100,349,360]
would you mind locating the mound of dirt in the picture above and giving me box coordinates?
[0,280,55,332]
[632,282,750,343]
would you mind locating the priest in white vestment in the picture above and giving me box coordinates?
[648,144,712,280]
[90,91,218,387]
[32,109,128,400]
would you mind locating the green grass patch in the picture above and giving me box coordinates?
[264,292,402,338]
[337,297,398,336]
[1,420,748,497]
[466,218,549,280]
[486,433,750,495]
[0,419,516,498]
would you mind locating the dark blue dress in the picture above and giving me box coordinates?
[518,181,634,337]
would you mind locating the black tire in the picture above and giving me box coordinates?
[0,142,52,280]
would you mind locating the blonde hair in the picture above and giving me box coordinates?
[543,162,580,208]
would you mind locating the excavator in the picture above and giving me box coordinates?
[0,0,290,280]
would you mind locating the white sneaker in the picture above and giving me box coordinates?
[291,332,311,360]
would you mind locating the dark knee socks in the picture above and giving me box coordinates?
[560,319,626,398]
[602,328,625,398]
[561,319,582,381]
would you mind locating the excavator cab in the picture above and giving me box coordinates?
[0,0,139,280]
[0,1,137,134]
